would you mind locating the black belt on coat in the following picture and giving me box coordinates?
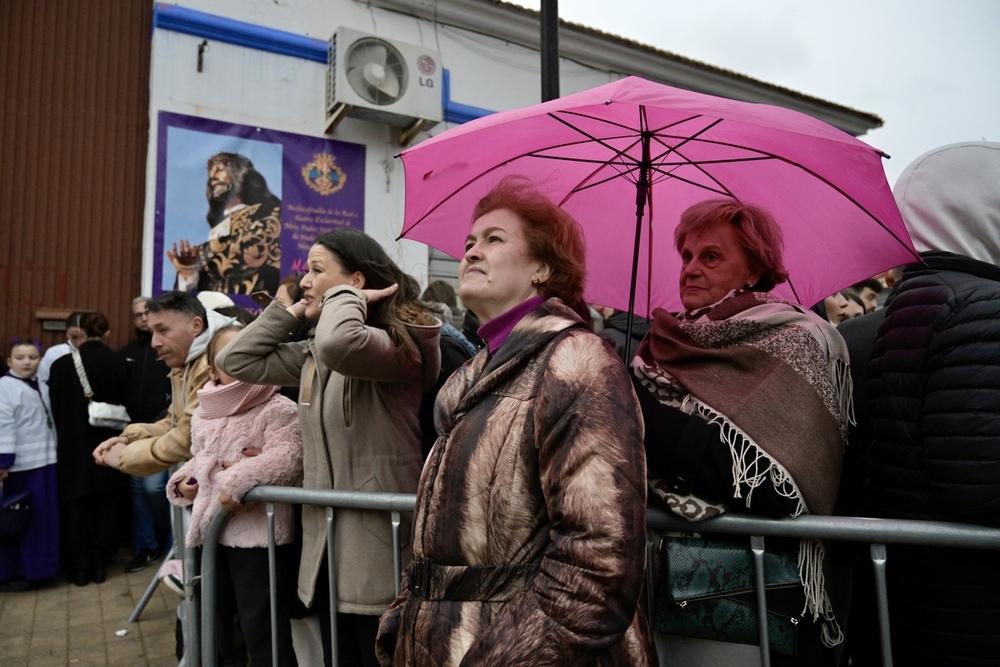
[406,557,540,602]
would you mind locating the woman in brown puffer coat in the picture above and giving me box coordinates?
[376,176,656,667]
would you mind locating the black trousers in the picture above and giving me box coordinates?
[215,544,298,667]
[310,552,381,667]
[63,491,120,577]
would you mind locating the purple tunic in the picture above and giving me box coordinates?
[0,464,60,582]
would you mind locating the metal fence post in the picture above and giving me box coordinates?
[870,542,893,667]
[750,535,772,667]
[200,506,231,666]
[267,502,279,667]
[326,506,339,667]
[392,510,402,596]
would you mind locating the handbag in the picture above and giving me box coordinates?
[654,533,802,656]
[0,481,32,538]
[71,350,131,430]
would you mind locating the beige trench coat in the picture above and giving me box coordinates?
[218,286,440,613]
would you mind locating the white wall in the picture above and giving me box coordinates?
[143,0,618,292]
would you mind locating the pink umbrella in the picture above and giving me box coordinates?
[399,76,918,317]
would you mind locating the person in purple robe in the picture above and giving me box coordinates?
[0,339,60,591]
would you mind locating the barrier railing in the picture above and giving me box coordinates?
[646,508,1000,667]
[196,488,415,667]
[190,487,1000,667]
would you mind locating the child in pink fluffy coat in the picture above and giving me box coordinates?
[168,325,303,667]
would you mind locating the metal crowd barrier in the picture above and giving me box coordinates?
[189,487,1000,667]
[646,508,1000,667]
[197,487,415,667]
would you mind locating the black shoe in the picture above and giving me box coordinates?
[0,577,36,593]
[72,571,89,587]
[92,566,106,584]
[125,548,159,573]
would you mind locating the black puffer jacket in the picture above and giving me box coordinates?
[867,252,1000,524]
[866,251,1000,666]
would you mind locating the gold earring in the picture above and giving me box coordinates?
[531,277,540,286]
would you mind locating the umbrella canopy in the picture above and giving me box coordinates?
[399,76,918,316]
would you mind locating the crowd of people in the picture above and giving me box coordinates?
[2,140,998,666]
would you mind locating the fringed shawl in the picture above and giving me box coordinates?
[633,290,850,646]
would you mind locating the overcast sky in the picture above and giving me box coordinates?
[510,0,999,186]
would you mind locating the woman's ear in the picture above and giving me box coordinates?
[534,262,553,286]
[351,271,366,290]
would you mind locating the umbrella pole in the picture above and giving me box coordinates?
[623,131,651,363]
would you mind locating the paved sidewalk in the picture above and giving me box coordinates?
[0,555,179,667]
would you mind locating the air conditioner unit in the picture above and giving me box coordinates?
[326,27,443,140]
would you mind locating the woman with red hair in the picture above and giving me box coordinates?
[377,176,656,666]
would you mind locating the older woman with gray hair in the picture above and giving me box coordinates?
[633,198,849,665]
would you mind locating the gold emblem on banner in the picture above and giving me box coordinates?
[302,152,347,196]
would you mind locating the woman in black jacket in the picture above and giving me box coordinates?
[49,312,131,586]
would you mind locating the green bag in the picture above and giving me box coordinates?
[654,534,802,657]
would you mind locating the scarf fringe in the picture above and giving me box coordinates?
[832,357,855,429]
[800,538,846,648]
[685,395,843,647]
[684,396,807,516]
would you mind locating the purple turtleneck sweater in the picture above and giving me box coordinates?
[477,296,547,355]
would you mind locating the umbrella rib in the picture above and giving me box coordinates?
[644,131,910,246]
[401,131,643,233]
[662,137,915,244]
[545,112,644,171]
[645,119,742,198]
[553,108,705,136]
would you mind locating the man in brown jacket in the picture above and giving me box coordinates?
[93,291,215,474]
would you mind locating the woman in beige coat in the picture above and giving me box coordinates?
[218,229,441,667]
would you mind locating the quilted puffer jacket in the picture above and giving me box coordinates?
[865,141,1000,666]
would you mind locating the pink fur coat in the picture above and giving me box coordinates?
[167,381,303,548]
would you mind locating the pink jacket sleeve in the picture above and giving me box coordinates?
[214,399,304,503]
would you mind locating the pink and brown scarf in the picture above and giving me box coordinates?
[633,289,850,644]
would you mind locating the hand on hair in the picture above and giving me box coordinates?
[364,282,398,304]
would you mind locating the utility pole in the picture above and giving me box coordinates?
[540,0,559,102]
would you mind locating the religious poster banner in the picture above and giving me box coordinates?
[154,111,366,311]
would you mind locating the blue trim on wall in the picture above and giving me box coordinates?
[153,3,327,63]
[152,3,496,124]
[442,70,494,124]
